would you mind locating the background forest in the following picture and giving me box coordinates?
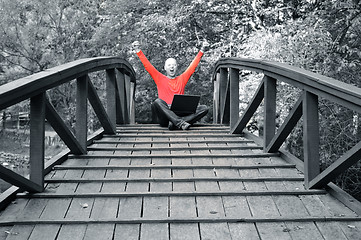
[0,0,361,199]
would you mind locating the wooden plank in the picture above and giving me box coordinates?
[102,162,128,193]
[285,222,324,240]
[199,223,232,240]
[228,223,259,240]
[193,156,219,192]
[196,196,225,218]
[82,224,115,240]
[65,198,94,219]
[315,222,348,240]
[18,198,48,220]
[143,196,168,219]
[4,225,34,240]
[56,224,87,240]
[90,197,119,219]
[222,196,251,218]
[28,224,60,240]
[303,91,320,188]
[150,158,172,192]
[172,158,195,192]
[126,157,150,192]
[140,223,168,240]
[40,199,71,220]
[273,196,310,217]
[170,223,200,240]
[170,197,197,218]
[114,224,140,240]
[117,197,142,219]
[256,222,292,240]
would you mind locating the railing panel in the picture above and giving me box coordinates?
[0,57,136,198]
[213,57,361,191]
[230,68,239,129]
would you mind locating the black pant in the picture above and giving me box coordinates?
[151,98,209,128]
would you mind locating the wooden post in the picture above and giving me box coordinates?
[76,75,88,151]
[30,93,45,190]
[213,73,220,124]
[230,68,239,129]
[115,69,125,124]
[303,91,320,188]
[219,68,228,124]
[264,76,277,150]
[124,74,131,124]
[106,69,117,128]
[129,82,136,124]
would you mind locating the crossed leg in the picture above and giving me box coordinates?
[151,98,209,130]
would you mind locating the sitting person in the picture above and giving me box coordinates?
[132,40,209,130]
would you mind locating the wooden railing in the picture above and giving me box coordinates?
[0,57,136,195]
[213,58,361,190]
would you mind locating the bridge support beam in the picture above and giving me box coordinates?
[303,91,320,188]
[76,75,88,151]
[30,93,46,191]
[264,76,277,150]
[230,68,239,129]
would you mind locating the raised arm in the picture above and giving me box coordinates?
[181,40,210,81]
[132,41,161,83]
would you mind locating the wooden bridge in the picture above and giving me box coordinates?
[0,56,361,239]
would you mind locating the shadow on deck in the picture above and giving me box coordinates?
[0,124,360,240]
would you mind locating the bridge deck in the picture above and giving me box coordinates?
[0,124,360,239]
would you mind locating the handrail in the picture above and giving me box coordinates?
[0,56,136,195]
[212,57,361,190]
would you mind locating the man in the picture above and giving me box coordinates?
[132,40,209,130]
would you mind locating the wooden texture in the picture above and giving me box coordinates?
[1,124,360,240]
[30,93,46,191]
[231,79,265,134]
[303,91,320,188]
[230,68,239,129]
[87,78,115,134]
[264,76,277,149]
[76,75,88,151]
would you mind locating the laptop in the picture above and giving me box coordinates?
[170,94,200,116]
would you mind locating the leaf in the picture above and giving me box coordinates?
[80,203,89,208]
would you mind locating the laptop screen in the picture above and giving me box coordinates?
[170,95,200,116]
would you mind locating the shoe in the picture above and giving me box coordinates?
[180,122,191,130]
[168,121,177,130]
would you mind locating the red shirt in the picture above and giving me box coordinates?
[137,50,204,105]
